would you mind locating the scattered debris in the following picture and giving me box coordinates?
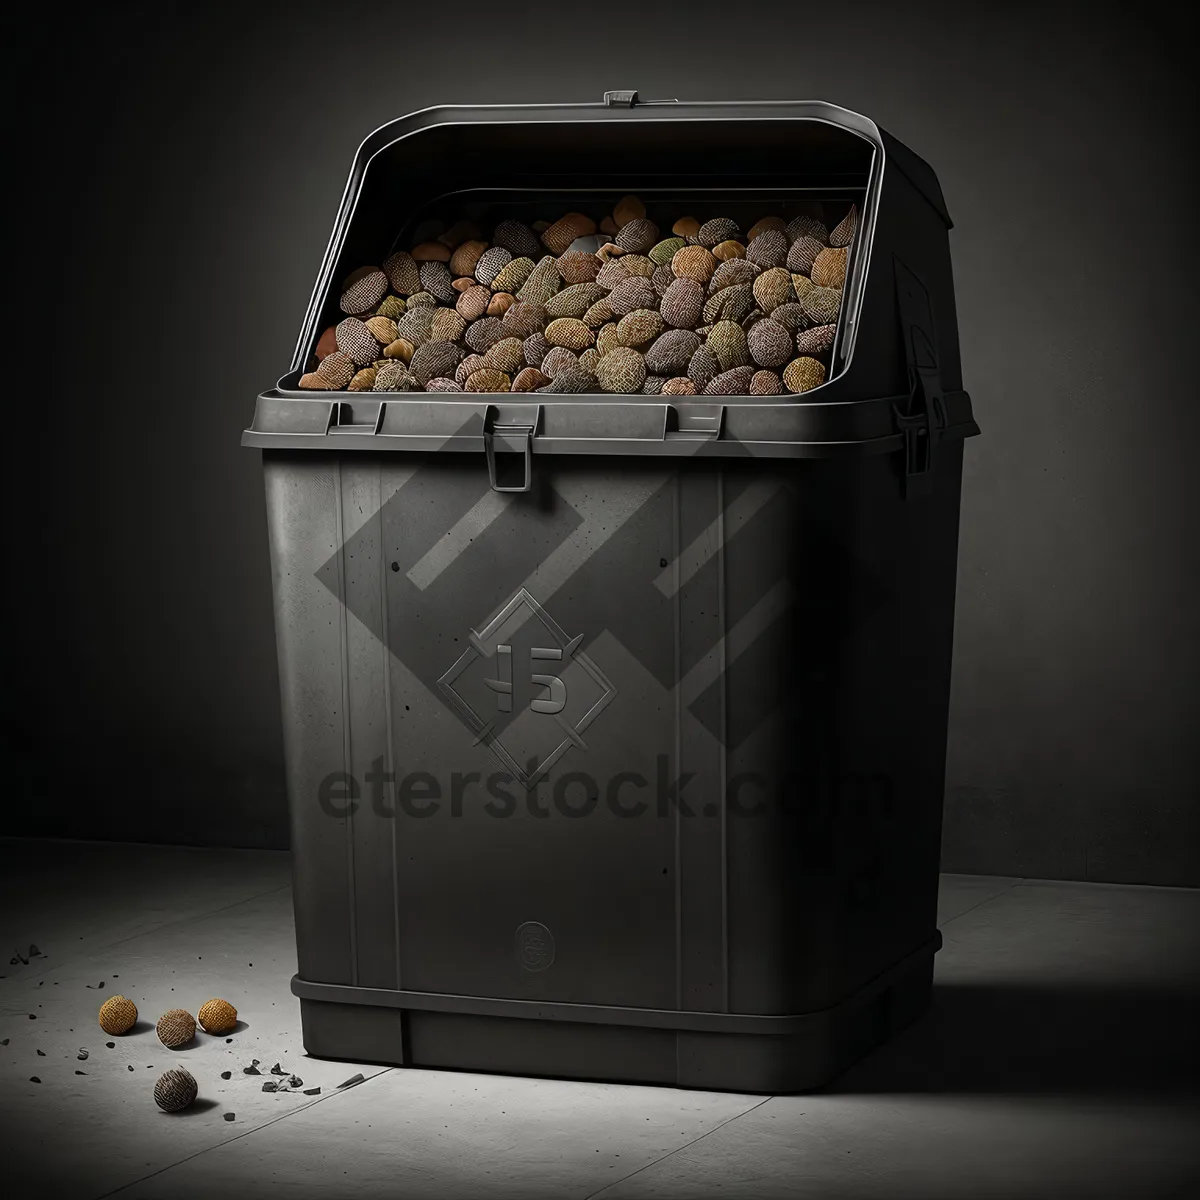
[78,1049,89,1061]
[261,1081,278,1093]
[30,1077,40,1084]
[106,1042,115,1049]
[243,1064,261,1076]
[223,1112,235,1122]
[36,1050,45,1057]
[75,1070,87,1076]
[30,945,43,958]
[28,1015,36,1020]
[289,1076,303,1088]
[225,1038,232,1044]
[302,1087,321,1096]
[1,1038,8,1046]
[220,1071,232,1080]
[12,949,28,965]
[269,1063,286,1075]
[128,1065,134,1072]
[337,1073,365,1090]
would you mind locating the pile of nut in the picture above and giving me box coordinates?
[300,196,857,397]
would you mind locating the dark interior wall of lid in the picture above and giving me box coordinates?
[6,1,1197,884]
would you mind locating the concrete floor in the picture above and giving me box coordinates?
[0,839,1196,1199]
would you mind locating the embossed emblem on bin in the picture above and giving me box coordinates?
[438,587,616,788]
[515,921,555,972]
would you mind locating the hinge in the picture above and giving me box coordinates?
[603,90,638,108]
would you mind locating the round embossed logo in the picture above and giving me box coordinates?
[515,921,555,972]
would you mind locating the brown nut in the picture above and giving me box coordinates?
[487,292,516,317]
[411,241,451,262]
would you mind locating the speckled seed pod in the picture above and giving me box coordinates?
[687,344,721,390]
[578,347,601,374]
[708,258,760,294]
[703,283,756,326]
[456,285,491,322]
[537,367,599,394]
[746,230,788,268]
[618,254,655,279]
[339,267,388,315]
[544,318,594,351]
[651,263,675,298]
[810,246,848,289]
[770,303,807,333]
[787,236,825,276]
[298,372,332,389]
[640,376,665,395]
[645,329,701,375]
[487,292,516,317]
[347,368,377,391]
[698,218,740,247]
[711,240,745,262]
[99,995,138,1035]
[556,250,602,283]
[417,261,456,304]
[407,291,437,308]
[595,346,647,394]
[615,218,659,254]
[384,338,415,362]
[747,318,793,368]
[373,361,418,391]
[500,300,547,339]
[801,286,842,326]
[752,268,795,314]
[613,195,646,227]
[197,999,238,1035]
[595,322,621,357]
[783,357,827,394]
[791,274,816,302]
[545,282,609,319]
[608,276,659,316]
[595,259,629,290]
[660,277,705,329]
[672,245,718,284]
[376,295,406,321]
[491,257,535,294]
[474,246,512,286]
[829,204,858,248]
[394,305,436,347]
[154,1067,198,1113]
[582,298,615,328]
[523,332,551,367]
[512,367,552,392]
[649,237,686,266]
[540,346,580,379]
[617,309,665,347]
[449,240,489,278]
[464,368,511,393]
[493,219,543,258]
[316,351,355,387]
[384,251,422,296]
[456,354,487,385]
[795,324,838,356]
[785,215,829,245]
[704,366,756,395]
[706,321,750,371]
[410,340,463,385]
[335,318,381,366]
[464,316,505,354]
[425,378,463,392]
[480,337,526,374]
[747,216,788,241]
[750,370,784,395]
[156,1009,196,1049]
[542,212,597,254]
[411,241,450,262]
[517,256,562,304]
[662,377,697,395]
[364,316,398,347]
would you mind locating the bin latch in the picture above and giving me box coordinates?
[603,90,638,107]
[893,364,947,495]
[483,409,535,493]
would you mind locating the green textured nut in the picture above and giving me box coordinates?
[829,203,857,248]
[801,285,842,326]
[615,218,659,254]
[556,250,602,284]
[750,369,784,395]
[706,321,750,371]
[697,218,740,247]
[607,276,658,316]
[703,282,755,326]
[786,214,829,244]
[795,324,837,355]
[394,305,436,347]
[449,240,489,277]
[500,300,547,339]
[746,216,788,241]
[376,295,406,321]
[649,237,686,266]
[708,258,760,294]
[316,350,355,388]
[384,251,421,296]
[493,219,543,258]
[537,367,599,394]
[544,318,595,351]
[791,274,815,302]
[429,308,467,343]
[419,260,456,304]
[645,329,700,375]
[406,291,437,308]
[787,236,825,276]
[687,344,720,390]
[672,245,718,284]
[456,285,491,322]
[810,246,848,289]
[745,230,788,269]
[595,346,647,394]
[595,322,621,357]
[455,354,487,385]
[340,266,388,314]
[464,368,512,393]
[464,316,506,354]
[540,346,580,379]
[596,259,631,289]
[409,340,464,385]
[704,365,755,395]
[770,303,808,333]
[541,212,597,255]
[660,277,704,329]
[373,361,418,391]
[752,268,794,314]
[582,298,615,329]
[617,308,665,347]
[523,332,551,367]
[336,317,381,366]
[545,282,609,319]
[747,318,793,368]
[782,356,827,394]
[578,347,601,374]
[512,367,552,392]
[491,256,535,294]
[662,377,697,395]
[474,246,512,286]
[480,337,526,374]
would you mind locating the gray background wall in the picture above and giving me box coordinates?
[7,1,1197,885]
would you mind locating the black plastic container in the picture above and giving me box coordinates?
[244,94,978,1092]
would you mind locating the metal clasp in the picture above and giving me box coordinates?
[484,410,535,493]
